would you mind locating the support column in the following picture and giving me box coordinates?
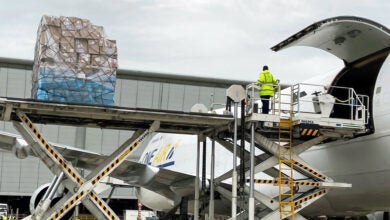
[73,205,79,220]
[105,185,116,205]
[194,135,201,220]
[232,102,238,220]
[47,172,64,200]
[209,137,215,220]
[249,122,255,220]
[41,175,58,202]
[226,84,246,220]
[202,139,207,216]
[240,99,246,187]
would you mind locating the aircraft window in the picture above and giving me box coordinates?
[376,87,381,94]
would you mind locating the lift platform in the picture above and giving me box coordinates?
[0,97,234,220]
[241,82,368,220]
[246,83,368,138]
[0,97,233,134]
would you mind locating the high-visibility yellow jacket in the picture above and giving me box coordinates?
[257,70,278,97]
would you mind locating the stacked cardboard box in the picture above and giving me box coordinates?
[32,15,118,105]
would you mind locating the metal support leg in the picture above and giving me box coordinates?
[209,138,215,220]
[41,175,58,202]
[105,185,116,205]
[202,139,207,215]
[226,84,245,220]
[249,123,255,220]
[73,205,79,220]
[32,172,64,220]
[194,135,201,220]
[47,172,64,200]
[232,102,238,220]
[240,99,246,187]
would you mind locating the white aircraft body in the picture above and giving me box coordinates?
[274,16,390,217]
[0,16,389,219]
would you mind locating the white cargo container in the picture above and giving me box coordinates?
[123,210,156,220]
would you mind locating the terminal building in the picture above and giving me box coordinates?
[0,57,250,214]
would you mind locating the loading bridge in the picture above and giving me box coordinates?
[0,81,368,220]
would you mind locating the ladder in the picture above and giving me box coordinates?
[278,87,294,220]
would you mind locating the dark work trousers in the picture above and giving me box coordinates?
[261,95,271,114]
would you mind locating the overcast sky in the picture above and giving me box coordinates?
[0,0,388,83]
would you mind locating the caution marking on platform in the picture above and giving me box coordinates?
[293,160,326,181]
[248,179,320,186]
[294,189,326,207]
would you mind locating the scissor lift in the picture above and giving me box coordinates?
[244,82,368,220]
[0,97,233,220]
[14,111,159,220]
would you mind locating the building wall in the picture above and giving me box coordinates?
[0,65,235,198]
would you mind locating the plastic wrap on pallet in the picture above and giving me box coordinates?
[32,15,118,105]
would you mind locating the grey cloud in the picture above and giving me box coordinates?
[0,0,388,83]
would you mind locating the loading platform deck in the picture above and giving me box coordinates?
[0,97,233,134]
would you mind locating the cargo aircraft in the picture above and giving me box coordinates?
[0,16,389,219]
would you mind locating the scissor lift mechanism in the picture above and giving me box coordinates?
[242,83,367,220]
[0,97,233,220]
[14,112,160,220]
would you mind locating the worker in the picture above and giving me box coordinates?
[257,65,278,114]
[1,214,6,220]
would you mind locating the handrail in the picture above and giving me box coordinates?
[245,82,369,125]
[245,82,281,115]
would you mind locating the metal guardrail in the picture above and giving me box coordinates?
[245,82,282,115]
[292,83,368,123]
[245,82,369,125]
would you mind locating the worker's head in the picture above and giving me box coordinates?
[263,65,268,70]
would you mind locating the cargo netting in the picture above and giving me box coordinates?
[32,15,118,105]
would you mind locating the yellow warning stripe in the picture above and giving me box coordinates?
[294,189,326,207]
[90,192,117,220]
[253,179,276,184]
[300,128,319,136]
[51,191,85,220]
[250,179,319,186]
[293,161,326,180]
[292,181,319,186]
[21,115,84,185]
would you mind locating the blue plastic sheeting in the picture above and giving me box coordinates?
[33,67,116,105]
